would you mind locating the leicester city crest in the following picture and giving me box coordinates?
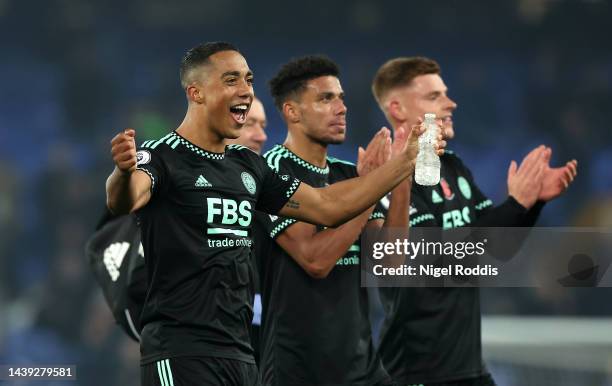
[241,172,257,195]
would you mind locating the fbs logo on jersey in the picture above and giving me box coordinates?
[195,175,212,188]
[103,242,130,282]
[440,178,455,200]
[241,172,257,195]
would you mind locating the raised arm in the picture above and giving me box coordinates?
[375,126,414,230]
[279,126,442,227]
[106,129,152,214]
[272,130,394,279]
[365,126,417,268]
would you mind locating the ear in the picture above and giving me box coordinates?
[186,84,205,104]
[388,99,405,122]
[282,101,300,123]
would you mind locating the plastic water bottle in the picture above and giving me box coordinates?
[415,113,441,186]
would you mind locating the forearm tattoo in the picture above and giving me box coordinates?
[286,199,300,209]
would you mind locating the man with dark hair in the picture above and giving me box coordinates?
[179,42,240,89]
[255,55,439,386]
[106,42,427,386]
[87,95,268,353]
[371,56,578,386]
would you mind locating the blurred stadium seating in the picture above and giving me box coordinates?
[1,0,610,384]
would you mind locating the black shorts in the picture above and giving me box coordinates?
[141,357,260,386]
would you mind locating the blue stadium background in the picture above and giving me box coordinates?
[1,0,611,384]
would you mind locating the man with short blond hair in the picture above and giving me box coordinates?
[372,56,577,386]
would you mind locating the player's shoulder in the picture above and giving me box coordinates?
[137,132,185,166]
[440,149,465,168]
[226,143,260,160]
[263,144,330,176]
[262,144,285,162]
[262,144,289,172]
[226,143,256,154]
[326,156,357,176]
[138,132,183,155]
[225,144,270,180]
[326,156,356,168]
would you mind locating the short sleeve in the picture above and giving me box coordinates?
[370,197,387,221]
[135,146,167,196]
[255,166,301,215]
[256,211,298,240]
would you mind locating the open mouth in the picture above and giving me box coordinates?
[229,103,250,124]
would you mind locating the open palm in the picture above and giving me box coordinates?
[539,159,578,202]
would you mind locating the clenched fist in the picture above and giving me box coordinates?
[111,129,137,174]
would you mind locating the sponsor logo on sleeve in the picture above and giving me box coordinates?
[136,150,151,166]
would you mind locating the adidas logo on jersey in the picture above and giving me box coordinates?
[195,175,212,188]
[103,242,130,282]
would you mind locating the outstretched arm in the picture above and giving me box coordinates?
[106,129,152,214]
[273,128,395,279]
[278,126,441,227]
[474,146,577,227]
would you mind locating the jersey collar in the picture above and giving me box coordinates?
[171,131,225,160]
[275,144,329,175]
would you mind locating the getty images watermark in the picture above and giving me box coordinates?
[371,237,494,277]
[360,227,612,287]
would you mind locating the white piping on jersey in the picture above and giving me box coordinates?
[124,309,140,341]
[140,132,226,159]
[150,133,174,149]
[270,218,297,238]
[326,156,355,166]
[136,167,156,191]
[172,132,225,160]
[286,179,300,198]
[369,211,385,220]
[410,213,436,226]
[264,145,330,175]
[475,199,493,211]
